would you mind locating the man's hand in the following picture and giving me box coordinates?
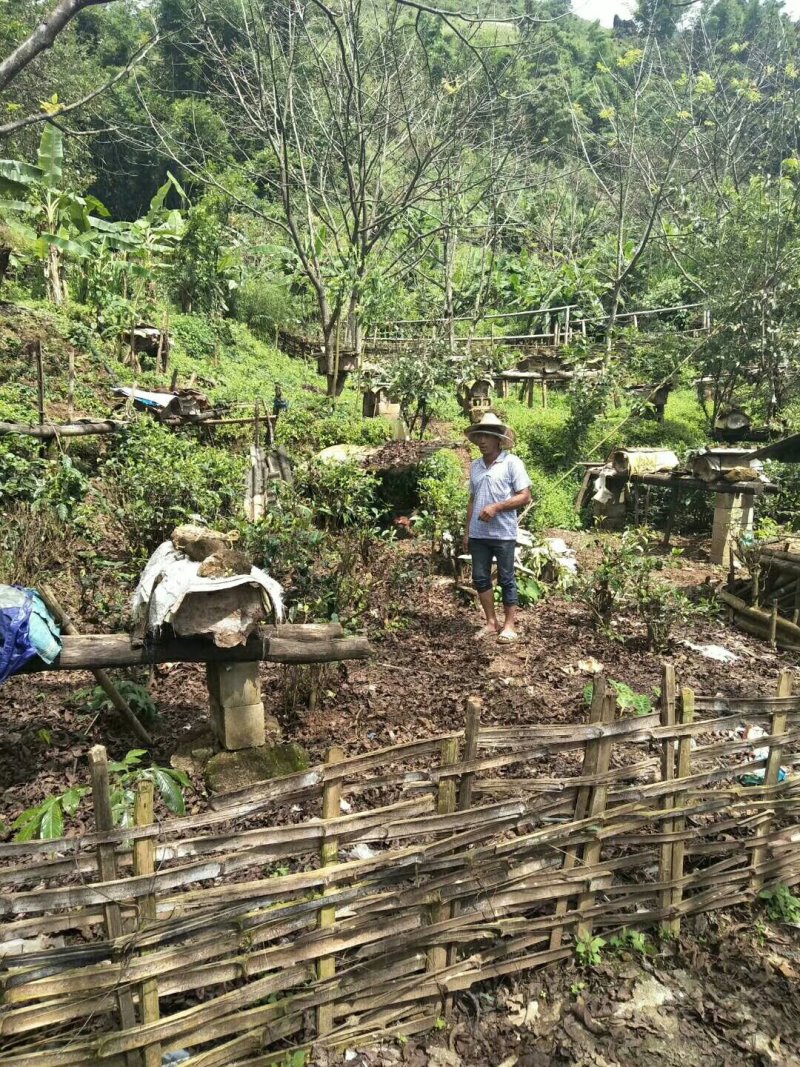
[478,502,501,522]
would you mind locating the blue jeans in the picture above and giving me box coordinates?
[469,538,518,606]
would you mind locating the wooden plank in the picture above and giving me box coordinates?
[0,419,124,438]
[20,633,370,673]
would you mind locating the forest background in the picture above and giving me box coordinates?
[2,0,800,626]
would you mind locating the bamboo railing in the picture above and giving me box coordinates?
[2,668,800,1065]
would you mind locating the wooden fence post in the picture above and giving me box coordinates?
[426,736,460,984]
[133,780,161,1067]
[658,664,677,935]
[666,687,695,937]
[316,746,344,1038]
[550,675,607,951]
[576,689,617,939]
[89,745,140,1066]
[457,696,481,812]
[750,670,792,895]
[446,697,482,978]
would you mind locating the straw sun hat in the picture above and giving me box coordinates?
[464,412,513,447]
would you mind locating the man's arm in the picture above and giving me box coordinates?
[477,487,531,523]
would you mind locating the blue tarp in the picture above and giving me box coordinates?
[0,586,62,684]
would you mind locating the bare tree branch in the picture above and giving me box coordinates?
[0,0,119,93]
[0,34,160,137]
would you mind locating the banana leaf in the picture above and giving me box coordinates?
[37,124,63,188]
[0,159,43,197]
[37,232,92,258]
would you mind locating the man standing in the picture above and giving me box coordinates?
[463,413,532,643]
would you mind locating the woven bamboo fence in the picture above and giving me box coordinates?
[723,542,800,651]
[3,668,800,1066]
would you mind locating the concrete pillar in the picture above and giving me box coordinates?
[710,491,754,566]
[206,662,266,750]
[592,489,627,531]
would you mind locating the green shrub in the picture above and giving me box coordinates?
[525,468,581,531]
[760,883,800,924]
[233,275,297,338]
[416,449,468,544]
[760,461,800,530]
[278,395,392,454]
[576,528,693,649]
[512,402,574,472]
[170,314,227,362]
[294,459,384,532]
[0,438,44,504]
[237,478,379,627]
[97,417,246,555]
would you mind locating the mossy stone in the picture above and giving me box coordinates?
[205,742,310,794]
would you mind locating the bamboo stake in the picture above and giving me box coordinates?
[750,670,791,895]
[550,675,607,951]
[89,745,139,1066]
[317,745,344,1038]
[457,696,481,811]
[576,689,616,939]
[667,687,695,936]
[426,736,459,981]
[133,781,161,1067]
[658,664,677,935]
[448,697,482,976]
[67,346,75,422]
[770,600,779,648]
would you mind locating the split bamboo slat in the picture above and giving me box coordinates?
[667,687,695,935]
[550,675,607,951]
[658,664,677,932]
[4,673,800,1066]
[750,670,792,894]
[317,745,344,1037]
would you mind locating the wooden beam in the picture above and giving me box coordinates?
[0,419,124,438]
[20,631,369,673]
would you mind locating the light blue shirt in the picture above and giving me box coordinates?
[469,451,531,540]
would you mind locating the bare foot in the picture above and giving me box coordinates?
[474,623,500,640]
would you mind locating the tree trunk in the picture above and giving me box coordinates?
[46,244,65,304]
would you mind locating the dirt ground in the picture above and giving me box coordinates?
[320,907,800,1067]
[3,530,800,1064]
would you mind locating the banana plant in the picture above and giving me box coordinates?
[78,171,187,329]
[0,124,110,302]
